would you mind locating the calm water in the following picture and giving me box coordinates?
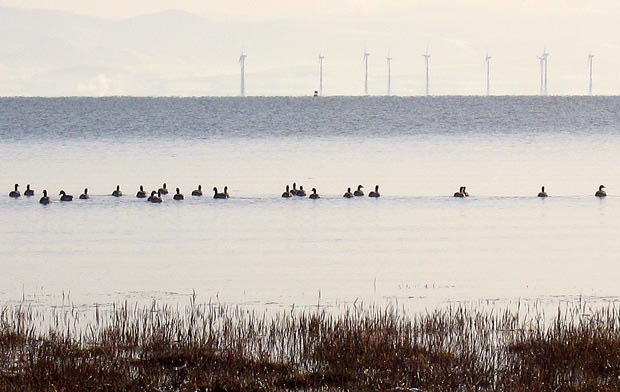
[1,96,620,310]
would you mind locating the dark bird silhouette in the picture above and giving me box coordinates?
[24,184,34,197]
[595,185,607,197]
[39,190,50,205]
[9,184,20,198]
[309,188,320,199]
[136,185,146,198]
[537,186,548,198]
[112,185,122,197]
[59,190,73,201]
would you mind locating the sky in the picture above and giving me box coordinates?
[1,0,618,22]
[1,0,620,96]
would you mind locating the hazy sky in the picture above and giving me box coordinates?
[1,0,620,96]
[2,0,619,21]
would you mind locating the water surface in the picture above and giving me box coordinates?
[1,97,619,310]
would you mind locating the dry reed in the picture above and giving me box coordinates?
[0,301,619,391]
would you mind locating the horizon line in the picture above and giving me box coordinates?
[0,94,617,99]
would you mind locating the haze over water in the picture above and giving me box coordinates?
[1,96,619,310]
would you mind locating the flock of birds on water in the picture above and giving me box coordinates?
[6,183,611,204]
[6,182,382,204]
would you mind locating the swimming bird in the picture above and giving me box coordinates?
[39,190,50,205]
[595,185,607,197]
[9,184,20,198]
[148,191,162,203]
[136,185,146,198]
[354,185,364,197]
[462,186,469,197]
[282,185,292,198]
[59,190,73,201]
[453,187,465,198]
[537,186,548,198]
[343,187,353,198]
[224,186,230,198]
[309,188,320,199]
[112,185,122,197]
[369,185,380,198]
[158,183,168,195]
[173,188,184,200]
[24,184,34,197]
[79,188,90,199]
[290,182,299,196]
[192,185,203,196]
[296,185,307,197]
[213,187,227,199]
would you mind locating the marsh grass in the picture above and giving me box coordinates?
[0,300,619,391]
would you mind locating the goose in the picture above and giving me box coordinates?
[173,188,184,200]
[136,185,147,198]
[224,186,230,198]
[8,184,20,198]
[595,185,607,197]
[453,187,465,198]
[39,190,50,205]
[59,190,73,201]
[148,191,162,203]
[354,185,364,197]
[290,182,299,196]
[112,185,122,197]
[296,185,307,197]
[537,186,548,198]
[309,188,320,199]
[213,187,227,199]
[462,186,469,197]
[24,184,34,197]
[79,188,90,199]
[158,183,168,195]
[369,185,380,198]
[192,185,203,196]
[281,185,292,198]
[343,187,353,198]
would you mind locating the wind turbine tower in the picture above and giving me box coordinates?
[485,52,491,96]
[423,49,431,96]
[537,54,545,96]
[543,49,549,95]
[588,53,594,96]
[239,51,247,97]
[363,49,370,96]
[318,54,325,96]
[386,54,392,96]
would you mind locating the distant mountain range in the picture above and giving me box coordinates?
[0,7,330,96]
[1,5,619,96]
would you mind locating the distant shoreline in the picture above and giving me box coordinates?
[1,95,620,99]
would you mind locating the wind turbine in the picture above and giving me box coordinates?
[537,54,545,96]
[543,48,549,95]
[588,53,594,96]
[239,50,247,97]
[318,54,325,96]
[485,51,491,96]
[386,53,392,96]
[422,47,431,96]
[363,49,370,96]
